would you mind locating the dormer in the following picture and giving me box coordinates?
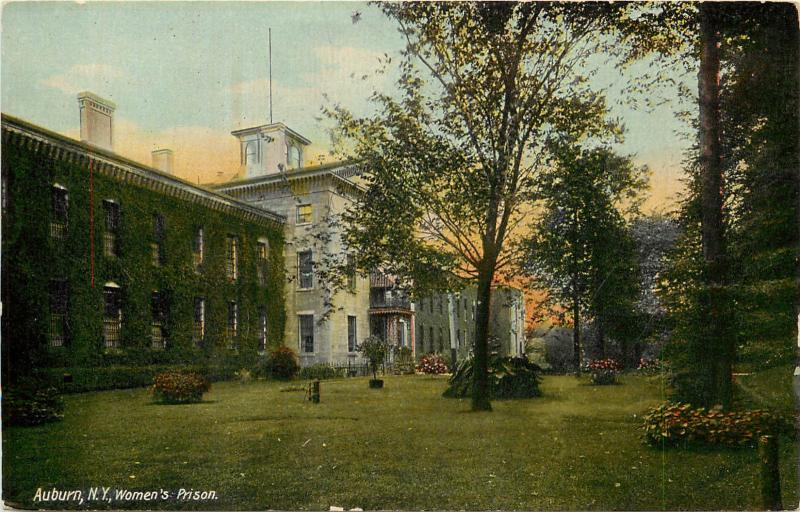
[231,123,310,179]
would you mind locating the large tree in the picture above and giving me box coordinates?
[525,142,647,373]
[326,2,626,410]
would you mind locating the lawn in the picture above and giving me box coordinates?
[3,373,798,510]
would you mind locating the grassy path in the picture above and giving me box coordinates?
[3,374,797,510]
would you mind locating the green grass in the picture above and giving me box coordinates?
[4,374,797,510]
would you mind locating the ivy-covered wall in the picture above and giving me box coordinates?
[1,130,286,383]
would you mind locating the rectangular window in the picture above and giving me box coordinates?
[103,200,121,257]
[429,326,434,353]
[299,314,314,353]
[419,323,424,351]
[193,227,204,270]
[151,213,166,267]
[151,291,167,349]
[226,301,238,348]
[258,306,268,353]
[50,185,68,240]
[438,296,443,314]
[49,279,69,347]
[257,240,269,285]
[346,254,356,291]
[347,315,357,352]
[298,250,313,289]
[193,297,205,346]
[103,285,122,348]
[457,329,463,348]
[296,204,312,224]
[438,327,444,352]
[226,235,238,280]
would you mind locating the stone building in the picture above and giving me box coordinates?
[1,95,286,381]
[414,285,526,367]
[2,91,526,374]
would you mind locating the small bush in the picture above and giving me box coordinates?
[235,368,252,384]
[585,358,622,385]
[3,385,65,426]
[417,353,449,375]
[642,402,794,447]
[298,364,338,381]
[151,371,210,404]
[393,346,415,375]
[266,346,300,380]
[443,355,542,399]
[359,335,389,381]
[637,357,661,373]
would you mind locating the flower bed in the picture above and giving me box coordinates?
[637,357,661,373]
[642,402,794,447]
[417,353,449,375]
[585,358,622,385]
[151,371,210,404]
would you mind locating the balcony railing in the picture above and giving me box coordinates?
[370,296,412,310]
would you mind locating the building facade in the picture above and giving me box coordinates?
[414,285,526,367]
[2,91,526,376]
[1,102,286,381]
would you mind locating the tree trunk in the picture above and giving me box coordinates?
[573,290,581,376]
[698,3,731,408]
[472,260,495,411]
[597,321,606,359]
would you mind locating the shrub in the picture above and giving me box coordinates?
[298,364,338,381]
[32,364,240,393]
[235,368,252,384]
[393,346,415,375]
[642,402,794,447]
[359,335,389,381]
[637,357,661,373]
[151,371,210,404]
[443,355,542,399]
[541,327,574,373]
[266,346,300,380]
[417,353,449,375]
[2,385,65,426]
[585,358,622,385]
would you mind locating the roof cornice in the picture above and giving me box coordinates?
[214,160,366,198]
[2,114,286,227]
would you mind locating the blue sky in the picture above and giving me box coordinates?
[2,1,688,209]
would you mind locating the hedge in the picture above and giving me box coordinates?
[32,364,240,393]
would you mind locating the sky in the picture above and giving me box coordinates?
[2,1,689,211]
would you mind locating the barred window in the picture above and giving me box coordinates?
[152,214,165,267]
[103,284,122,348]
[50,185,68,240]
[298,250,313,289]
[49,279,69,347]
[347,315,357,353]
[226,301,238,348]
[103,200,121,257]
[193,227,204,270]
[299,314,314,353]
[150,291,167,349]
[258,306,268,353]
[226,236,238,280]
[193,297,205,346]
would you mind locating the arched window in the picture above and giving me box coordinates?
[245,142,257,165]
[292,146,302,169]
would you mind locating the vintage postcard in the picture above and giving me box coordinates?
[1,1,798,510]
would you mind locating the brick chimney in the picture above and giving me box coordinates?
[151,149,174,174]
[78,91,116,151]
